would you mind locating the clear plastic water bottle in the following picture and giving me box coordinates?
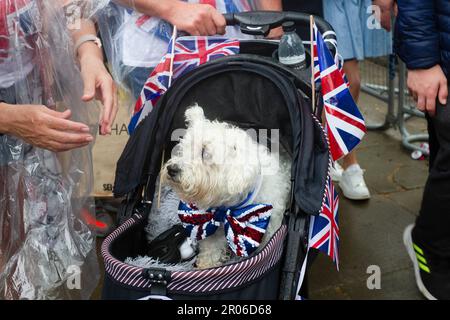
[278,21,306,70]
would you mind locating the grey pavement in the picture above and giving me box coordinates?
[309,91,428,300]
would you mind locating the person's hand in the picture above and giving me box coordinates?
[164,2,226,36]
[79,52,118,135]
[372,0,397,31]
[267,27,283,40]
[1,104,94,152]
[408,65,448,117]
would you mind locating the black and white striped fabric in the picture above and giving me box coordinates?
[101,213,287,294]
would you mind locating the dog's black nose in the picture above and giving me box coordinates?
[167,164,181,178]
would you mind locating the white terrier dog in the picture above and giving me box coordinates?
[162,105,291,269]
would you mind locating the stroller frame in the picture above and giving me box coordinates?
[107,11,336,300]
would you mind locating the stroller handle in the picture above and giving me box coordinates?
[224,11,335,39]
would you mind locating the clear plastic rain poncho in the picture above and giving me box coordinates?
[0,0,108,299]
[97,0,261,101]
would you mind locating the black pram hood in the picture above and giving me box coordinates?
[113,55,330,216]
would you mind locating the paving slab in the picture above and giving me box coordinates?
[385,189,423,217]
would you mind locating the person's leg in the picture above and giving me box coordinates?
[414,97,450,258]
[342,59,361,170]
[403,93,450,300]
[336,58,370,200]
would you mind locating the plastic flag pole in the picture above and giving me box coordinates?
[310,15,316,111]
[168,26,177,87]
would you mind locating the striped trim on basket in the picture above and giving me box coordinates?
[101,214,287,293]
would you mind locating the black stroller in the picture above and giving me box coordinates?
[101,11,336,300]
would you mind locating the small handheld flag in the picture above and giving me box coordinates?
[129,35,240,133]
[313,22,367,161]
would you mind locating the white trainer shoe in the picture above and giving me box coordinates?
[339,164,371,200]
[330,162,344,182]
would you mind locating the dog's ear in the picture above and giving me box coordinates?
[185,104,205,127]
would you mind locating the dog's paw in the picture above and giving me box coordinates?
[185,104,206,126]
[195,236,228,269]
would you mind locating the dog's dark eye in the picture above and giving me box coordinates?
[201,146,210,160]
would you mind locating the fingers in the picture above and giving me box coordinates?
[99,79,115,135]
[203,10,217,35]
[110,88,119,131]
[42,108,72,119]
[211,10,226,35]
[40,107,90,132]
[416,95,426,114]
[438,79,449,105]
[48,128,93,144]
[184,5,225,36]
[81,69,97,102]
[267,27,284,40]
[193,19,207,36]
[48,115,91,133]
[425,92,437,117]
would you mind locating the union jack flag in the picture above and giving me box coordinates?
[313,23,366,161]
[313,30,348,86]
[178,201,273,257]
[129,35,239,133]
[309,178,340,269]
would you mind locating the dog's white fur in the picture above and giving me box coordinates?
[162,105,291,269]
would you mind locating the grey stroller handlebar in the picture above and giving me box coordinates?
[224,11,336,40]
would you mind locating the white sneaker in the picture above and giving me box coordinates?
[339,164,371,200]
[330,162,344,182]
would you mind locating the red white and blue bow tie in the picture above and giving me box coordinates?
[178,201,273,257]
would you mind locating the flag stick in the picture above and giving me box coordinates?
[168,26,177,87]
[310,15,316,110]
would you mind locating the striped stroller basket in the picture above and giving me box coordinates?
[101,11,336,300]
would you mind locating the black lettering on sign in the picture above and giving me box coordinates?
[100,123,129,136]
[103,184,113,192]
[119,123,128,135]
[110,123,119,135]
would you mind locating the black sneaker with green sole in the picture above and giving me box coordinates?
[403,224,450,300]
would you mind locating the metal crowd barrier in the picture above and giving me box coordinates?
[361,54,429,156]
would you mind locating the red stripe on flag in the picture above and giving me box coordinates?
[136,15,151,27]
[321,69,346,95]
[134,97,143,113]
[199,0,217,8]
[325,105,367,133]
[327,123,344,160]
[312,230,331,250]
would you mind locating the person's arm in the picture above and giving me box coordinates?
[115,0,226,36]
[372,0,397,31]
[395,0,447,116]
[71,19,118,135]
[0,102,93,152]
[254,0,283,39]
[256,0,282,11]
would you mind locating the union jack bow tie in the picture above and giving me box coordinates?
[178,201,273,257]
